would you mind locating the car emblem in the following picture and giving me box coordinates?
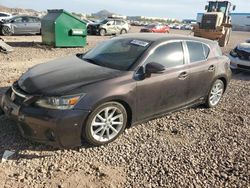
[11,92,16,101]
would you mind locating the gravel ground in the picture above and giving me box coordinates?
[0,27,249,188]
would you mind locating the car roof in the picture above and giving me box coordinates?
[117,33,217,46]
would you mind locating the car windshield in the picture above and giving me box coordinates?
[81,38,151,70]
[99,19,109,24]
[208,2,227,13]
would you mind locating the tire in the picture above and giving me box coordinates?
[82,102,127,146]
[99,29,106,36]
[205,79,225,108]
[120,29,127,35]
[1,26,12,36]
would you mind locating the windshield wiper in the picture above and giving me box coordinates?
[82,57,100,66]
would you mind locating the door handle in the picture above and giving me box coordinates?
[178,71,188,80]
[208,65,215,72]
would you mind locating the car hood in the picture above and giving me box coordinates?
[18,55,122,96]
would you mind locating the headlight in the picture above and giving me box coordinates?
[230,49,238,57]
[35,94,85,110]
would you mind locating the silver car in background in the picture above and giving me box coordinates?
[0,15,41,36]
[229,39,250,72]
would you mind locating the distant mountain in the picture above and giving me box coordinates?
[92,9,113,18]
[0,5,39,14]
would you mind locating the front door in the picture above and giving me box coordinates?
[136,41,189,120]
[12,17,26,34]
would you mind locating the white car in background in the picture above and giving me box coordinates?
[0,12,12,21]
[229,39,250,72]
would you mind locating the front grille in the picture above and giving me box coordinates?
[236,48,250,60]
[201,14,217,30]
[238,64,250,70]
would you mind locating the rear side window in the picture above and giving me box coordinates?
[145,42,184,68]
[186,41,210,63]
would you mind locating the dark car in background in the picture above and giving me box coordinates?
[0,33,231,148]
[0,15,41,36]
[88,17,130,36]
[140,23,170,33]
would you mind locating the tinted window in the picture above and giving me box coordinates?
[145,42,184,68]
[186,41,209,63]
[12,17,22,23]
[28,17,40,23]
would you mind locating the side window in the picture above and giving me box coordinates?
[22,17,29,23]
[115,20,122,25]
[145,42,184,68]
[107,20,114,25]
[13,17,22,23]
[186,41,210,63]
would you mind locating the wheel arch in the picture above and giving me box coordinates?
[213,75,229,93]
[86,96,134,128]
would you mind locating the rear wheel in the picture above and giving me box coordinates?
[206,79,225,108]
[120,29,127,34]
[82,102,127,146]
[1,26,12,36]
[99,29,106,36]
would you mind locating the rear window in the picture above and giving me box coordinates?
[186,41,210,63]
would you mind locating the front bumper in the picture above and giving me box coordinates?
[229,55,250,71]
[0,88,91,148]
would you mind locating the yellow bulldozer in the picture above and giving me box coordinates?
[193,1,236,47]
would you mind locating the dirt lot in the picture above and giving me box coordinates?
[0,27,249,188]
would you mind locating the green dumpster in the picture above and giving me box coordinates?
[41,9,87,47]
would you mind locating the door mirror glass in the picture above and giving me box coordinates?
[145,62,165,75]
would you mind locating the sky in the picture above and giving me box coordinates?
[1,0,249,20]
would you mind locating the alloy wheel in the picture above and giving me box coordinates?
[209,81,224,106]
[90,106,124,142]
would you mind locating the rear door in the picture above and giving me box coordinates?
[136,41,190,120]
[114,20,123,34]
[26,17,41,33]
[183,41,216,103]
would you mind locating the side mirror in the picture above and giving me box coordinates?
[145,62,165,76]
[205,5,208,10]
[232,5,236,11]
[107,23,111,26]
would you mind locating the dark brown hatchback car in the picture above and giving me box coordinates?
[0,33,231,147]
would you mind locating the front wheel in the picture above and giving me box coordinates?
[205,79,225,108]
[1,26,12,36]
[82,102,127,146]
[99,29,106,36]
